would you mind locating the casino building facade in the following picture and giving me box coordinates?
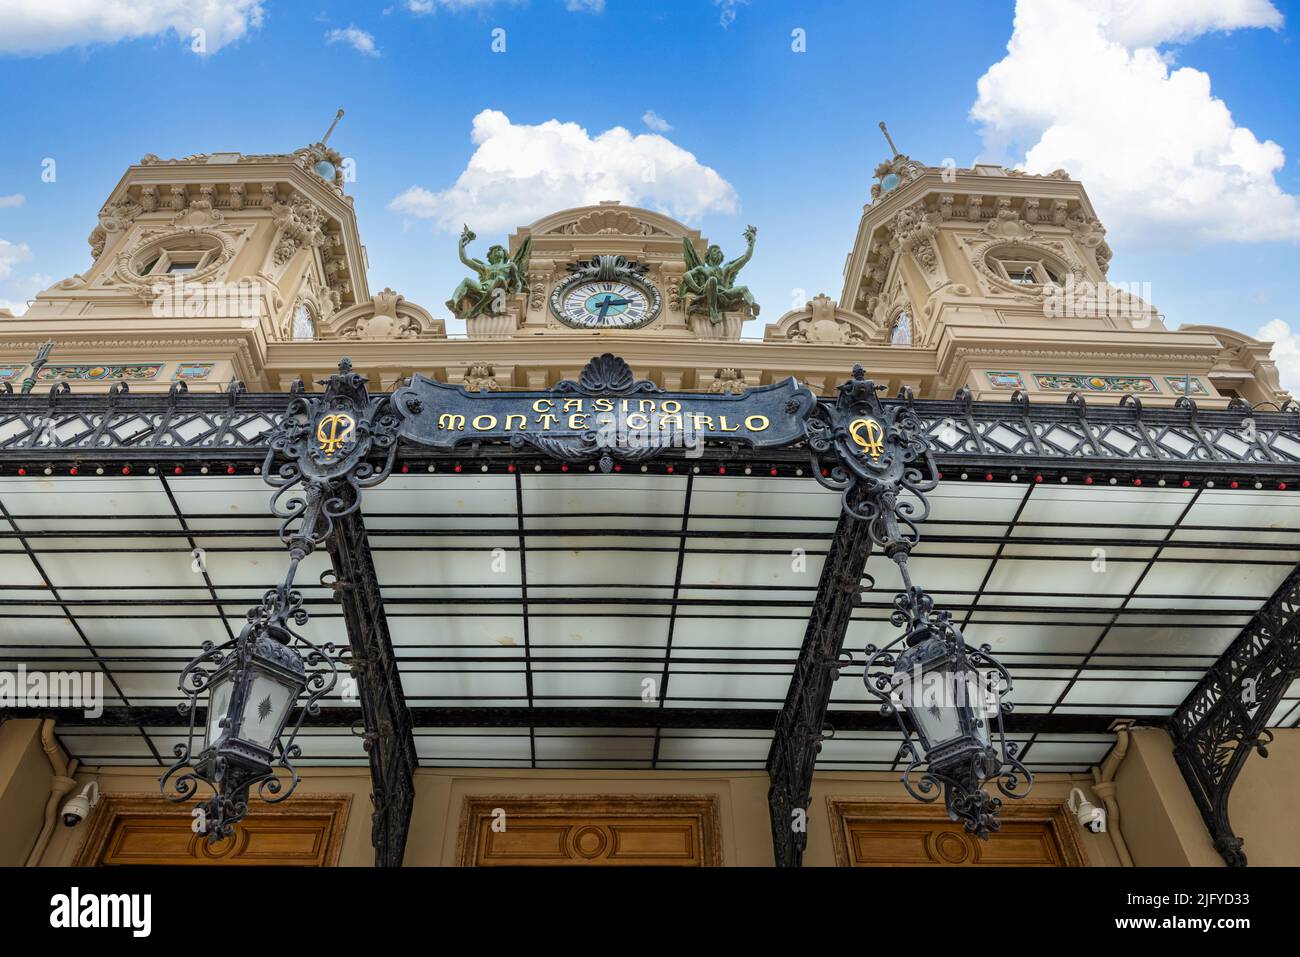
[0,136,1298,867]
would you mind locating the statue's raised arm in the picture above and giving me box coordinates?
[723,225,757,283]
[457,225,485,274]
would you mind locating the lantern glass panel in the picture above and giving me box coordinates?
[239,673,297,750]
[899,666,963,749]
[205,675,233,749]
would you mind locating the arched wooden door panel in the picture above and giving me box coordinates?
[73,794,352,866]
[826,798,1086,866]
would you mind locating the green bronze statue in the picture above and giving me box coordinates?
[447,225,532,320]
[680,225,759,324]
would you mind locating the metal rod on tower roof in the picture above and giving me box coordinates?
[878,121,900,157]
[321,108,345,145]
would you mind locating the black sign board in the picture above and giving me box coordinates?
[391,354,815,470]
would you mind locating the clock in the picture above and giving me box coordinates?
[550,267,662,330]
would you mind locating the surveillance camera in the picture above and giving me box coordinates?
[1067,787,1106,834]
[61,781,100,828]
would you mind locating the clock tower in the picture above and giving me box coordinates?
[455,200,755,342]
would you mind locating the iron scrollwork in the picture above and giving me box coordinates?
[1170,564,1300,866]
[266,357,400,555]
[807,364,938,547]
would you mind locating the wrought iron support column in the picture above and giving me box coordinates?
[765,504,873,867]
[1170,563,1300,866]
[327,508,417,867]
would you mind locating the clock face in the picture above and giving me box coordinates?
[552,279,660,329]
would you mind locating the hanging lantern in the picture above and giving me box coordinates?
[864,582,1031,837]
[162,583,338,842]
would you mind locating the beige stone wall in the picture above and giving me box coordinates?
[1112,727,1300,867]
[0,720,53,866]
[1228,728,1300,867]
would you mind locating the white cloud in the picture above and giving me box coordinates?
[565,0,604,11]
[404,0,519,11]
[326,26,380,57]
[641,110,672,133]
[0,241,33,282]
[0,0,263,56]
[1259,319,1300,395]
[0,194,25,208]
[388,109,738,233]
[972,0,1299,243]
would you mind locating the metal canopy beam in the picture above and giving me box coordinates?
[765,508,873,867]
[1170,563,1300,867]
[327,509,418,868]
[20,706,1119,734]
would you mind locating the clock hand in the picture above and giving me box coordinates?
[593,295,631,321]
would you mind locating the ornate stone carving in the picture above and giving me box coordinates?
[172,200,224,230]
[140,186,159,212]
[555,207,663,236]
[707,368,747,394]
[771,294,876,346]
[981,209,1036,242]
[347,288,421,340]
[463,363,501,392]
[228,183,245,210]
[271,196,328,266]
[527,273,547,310]
[1067,211,1111,275]
[891,202,939,274]
[98,198,142,234]
[88,227,107,260]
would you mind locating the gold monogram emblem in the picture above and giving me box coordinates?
[848,416,885,463]
[315,413,356,459]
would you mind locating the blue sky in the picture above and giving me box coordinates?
[1,0,1298,379]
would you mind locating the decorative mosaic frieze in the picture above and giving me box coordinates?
[0,365,26,381]
[1164,375,1208,396]
[1033,373,1158,393]
[985,371,1024,389]
[35,363,163,382]
[173,362,216,381]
